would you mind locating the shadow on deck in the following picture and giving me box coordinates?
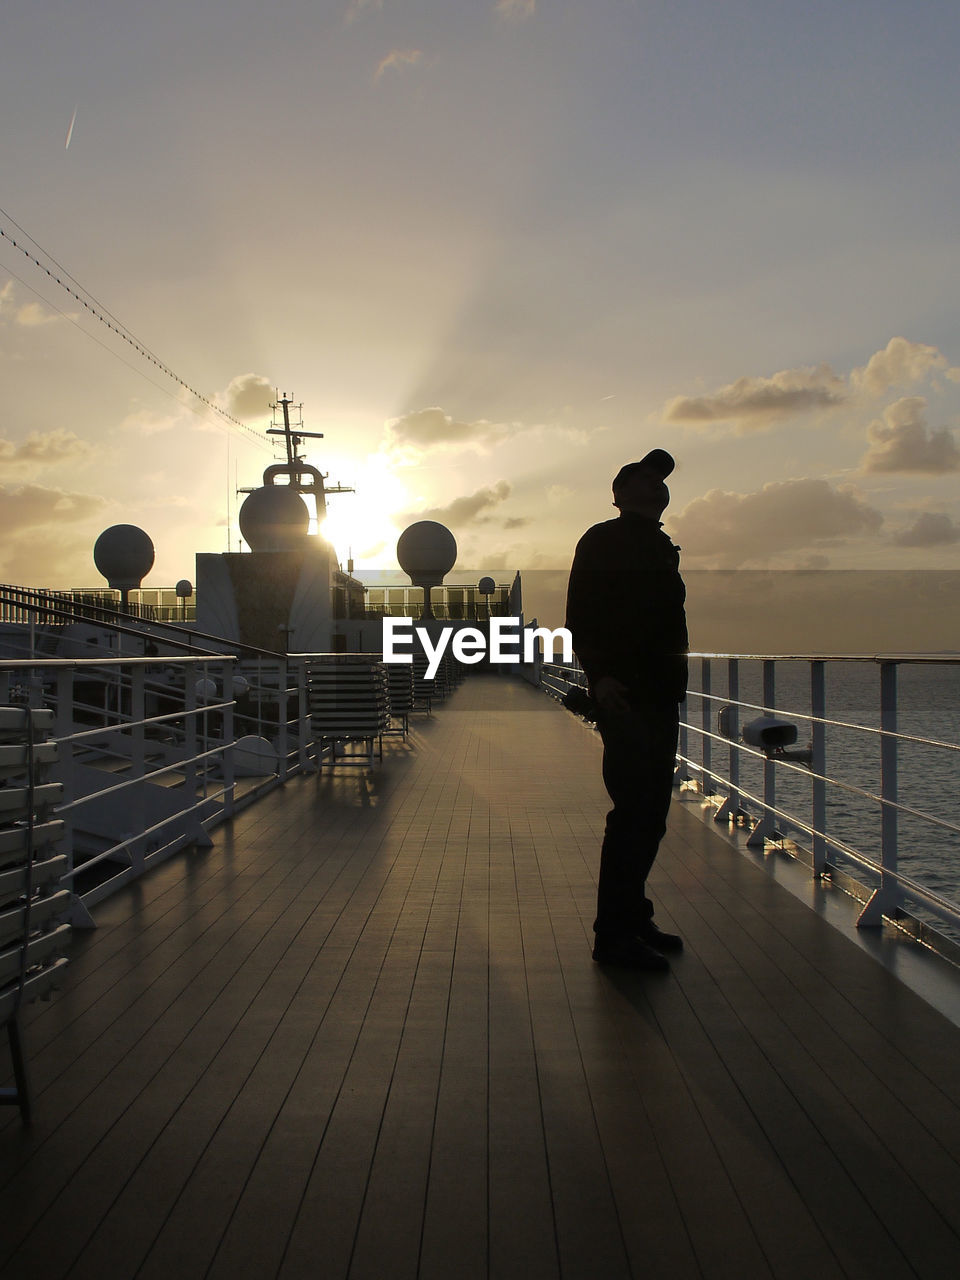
[3,675,960,1279]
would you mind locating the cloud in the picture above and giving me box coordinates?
[121,407,181,436]
[14,301,65,327]
[496,0,536,20]
[0,482,107,538]
[356,538,388,561]
[344,0,382,24]
[388,407,479,447]
[661,365,846,432]
[384,407,587,463]
[375,49,424,80]
[385,405,512,453]
[0,281,77,329]
[0,429,93,472]
[0,528,100,588]
[892,512,960,548]
[861,397,960,473]
[402,481,512,528]
[667,477,883,566]
[660,337,960,438]
[851,337,959,396]
[122,404,218,437]
[121,381,244,438]
[219,373,274,421]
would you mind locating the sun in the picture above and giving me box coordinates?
[317,454,409,572]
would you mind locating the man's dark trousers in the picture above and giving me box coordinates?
[593,696,680,940]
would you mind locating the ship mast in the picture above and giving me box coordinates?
[239,392,353,525]
[269,394,316,471]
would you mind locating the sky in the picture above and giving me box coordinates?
[2,0,960,647]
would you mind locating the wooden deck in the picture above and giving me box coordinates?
[3,675,960,1280]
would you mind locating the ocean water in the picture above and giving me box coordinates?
[685,660,960,943]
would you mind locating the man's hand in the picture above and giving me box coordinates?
[593,676,630,714]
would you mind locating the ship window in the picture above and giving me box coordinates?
[447,587,465,620]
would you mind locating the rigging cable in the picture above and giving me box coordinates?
[0,207,271,450]
[0,255,254,447]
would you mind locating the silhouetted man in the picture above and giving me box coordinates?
[565,449,688,970]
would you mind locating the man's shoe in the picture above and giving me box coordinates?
[592,935,670,971]
[638,922,683,952]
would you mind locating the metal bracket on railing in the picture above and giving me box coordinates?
[713,796,751,825]
[746,812,780,849]
[857,661,901,929]
[856,888,897,928]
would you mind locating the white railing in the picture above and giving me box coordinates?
[541,654,960,956]
[0,590,467,926]
[0,653,321,923]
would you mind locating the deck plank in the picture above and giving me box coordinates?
[3,676,960,1279]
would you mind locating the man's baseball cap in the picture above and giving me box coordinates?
[612,449,675,492]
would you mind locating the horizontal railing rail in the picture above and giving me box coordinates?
[0,590,460,924]
[541,653,960,957]
[0,586,275,659]
[0,584,158,625]
[0,583,202,625]
[338,604,516,621]
[0,650,332,922]
[2,655,241,922]
[0,634,435,921]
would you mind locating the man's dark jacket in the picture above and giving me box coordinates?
[564,512,688,704]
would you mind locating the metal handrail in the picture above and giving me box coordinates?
[0,586,281,659]
[683,756,960,922]
[0,650,325,923]
[540,654,960,950]
[692,684,960,754]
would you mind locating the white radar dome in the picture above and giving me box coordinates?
[93,525,155,590]
[239,485,310,552]
[396,521,457,587]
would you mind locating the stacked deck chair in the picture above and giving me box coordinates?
[411,651,436,712]
[308,655,390,766]
[385,665,415,738]
[0,706,69,1124]
[438,652,464,695]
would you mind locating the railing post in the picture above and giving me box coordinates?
[858,661,900,927]
[257,656,264,744]
[714,658,741,822]
[278,656,289,782]
[700,657,713,795]
[747,659,779,847]
[195,662,207,805]
[130,663,146,875]
[297,659,312,771]
[675,694,689,786]
[55,666,79,917]
[222,660,235,819]
[810,660,827,877]
[183,662,198,802]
